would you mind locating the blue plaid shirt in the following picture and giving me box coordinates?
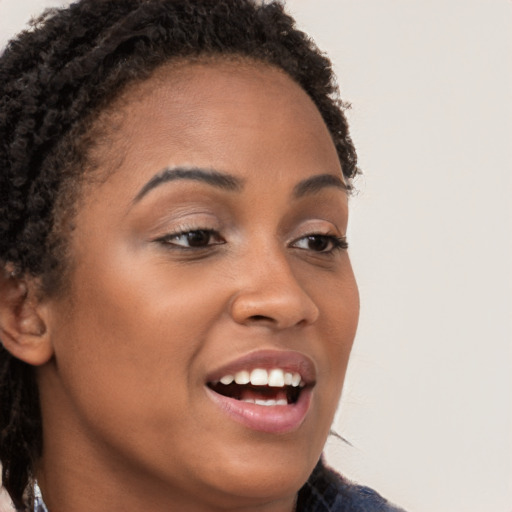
[296,459,406,512]
[33,459,406,512]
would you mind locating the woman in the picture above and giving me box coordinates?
[0,1,405,511]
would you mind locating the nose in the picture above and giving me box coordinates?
[229,248,320,329]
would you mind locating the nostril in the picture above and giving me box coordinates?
[230,287,319,329]
[248,315,274,322]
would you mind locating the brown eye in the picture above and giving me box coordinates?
[185,230,212,247]
[292,234,348,253]
[159,229,224,248]
[304,235,329,252]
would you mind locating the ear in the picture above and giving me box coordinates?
[0,266,54,366]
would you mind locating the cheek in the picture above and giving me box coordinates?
[328,275,359,355]
[311,256,360,341]
[315,267,359,401]
[48,253,229,426]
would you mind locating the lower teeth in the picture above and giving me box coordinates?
[242,398,288,406]
[208,381,300,404]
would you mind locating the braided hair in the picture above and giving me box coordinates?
[0,0,358,508]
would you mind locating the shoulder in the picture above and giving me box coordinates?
[297,459,407,512]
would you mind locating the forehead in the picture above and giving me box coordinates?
[86,58,342,195]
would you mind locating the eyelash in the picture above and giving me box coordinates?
[292,233,348,253]
[155,228,225,249]
[156,228,348,254]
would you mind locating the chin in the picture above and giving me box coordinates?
[196,439,318,506]
[195,466,309,510]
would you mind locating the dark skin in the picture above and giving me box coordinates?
[0,60,359,512]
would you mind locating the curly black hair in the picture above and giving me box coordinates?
[0,0,358,508]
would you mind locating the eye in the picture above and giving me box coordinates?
[157,229,225,249]
[291,234,348,253]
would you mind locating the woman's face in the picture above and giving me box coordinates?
[38,60,359,510]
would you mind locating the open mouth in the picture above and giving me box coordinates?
[207,368,306,406]
[205,353,316,433]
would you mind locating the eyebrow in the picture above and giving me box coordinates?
[133,166,243,203]
[293,173,348,198]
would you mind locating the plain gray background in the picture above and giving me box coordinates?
[1,1,511,511]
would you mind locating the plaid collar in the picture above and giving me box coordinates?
[297,458,406,512]
[33,483,48,512]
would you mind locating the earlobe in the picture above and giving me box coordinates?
[0,267,54,366]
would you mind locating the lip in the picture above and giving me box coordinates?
[205,349,316,434]
[206,386,312,434]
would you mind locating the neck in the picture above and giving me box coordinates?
[35,365,303,512]
[36,422,298,512]
[35,469,297,512]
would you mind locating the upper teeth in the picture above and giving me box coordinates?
[218,368,303,388]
